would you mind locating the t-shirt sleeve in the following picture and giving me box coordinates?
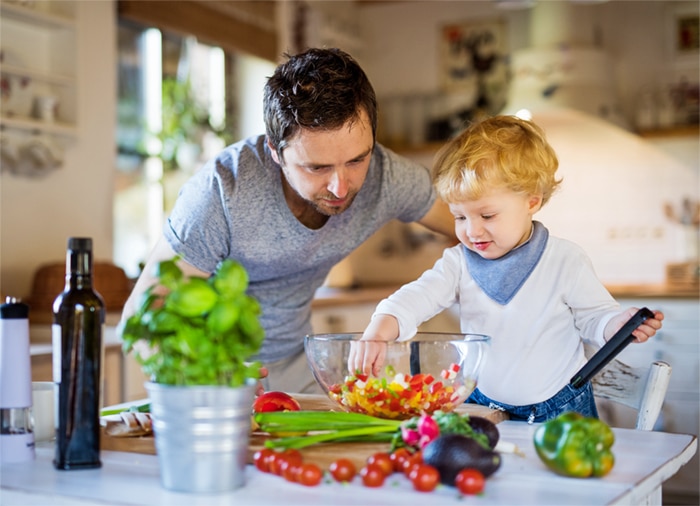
[163,158,234,274]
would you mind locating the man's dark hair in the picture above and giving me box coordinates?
[263,47,377,159]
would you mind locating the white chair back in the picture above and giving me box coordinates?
[584,343,672,431]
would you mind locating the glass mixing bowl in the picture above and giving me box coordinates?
[304,332,491,420]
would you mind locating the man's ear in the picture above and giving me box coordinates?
[267,137,281,165]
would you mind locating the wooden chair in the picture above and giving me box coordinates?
[26,261,133,324]
[584,343,672,431]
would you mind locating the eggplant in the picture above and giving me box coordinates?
[468,415,500,450]
[422,433,502,485]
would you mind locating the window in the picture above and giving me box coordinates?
[114,20,275,277]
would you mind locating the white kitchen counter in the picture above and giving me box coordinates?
[2,422,696,506]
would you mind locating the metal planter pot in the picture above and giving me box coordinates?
[145,381,255,493]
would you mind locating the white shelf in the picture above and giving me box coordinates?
[0,63,75,87]
[0,1,77,141]
[0,114,76,137]
[0,2,75,30]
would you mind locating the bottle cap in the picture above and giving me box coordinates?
[67,237,92,251]
[0,297,29,319]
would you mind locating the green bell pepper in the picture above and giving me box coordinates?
[533,411,615,478]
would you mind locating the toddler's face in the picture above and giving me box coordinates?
[448,187,542,260]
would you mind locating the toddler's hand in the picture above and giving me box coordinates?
[348,340,388,377]
[605,308,664,343]
[350,314,400,376]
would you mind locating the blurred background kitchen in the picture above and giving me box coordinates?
[0,1,698,502]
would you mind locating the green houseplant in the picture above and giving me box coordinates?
[121,256,265,493]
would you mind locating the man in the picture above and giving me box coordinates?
[120,48,455,393]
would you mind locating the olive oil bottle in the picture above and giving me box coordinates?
[52,237,105,470]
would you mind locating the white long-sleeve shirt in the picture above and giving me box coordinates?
[373,236,622,405]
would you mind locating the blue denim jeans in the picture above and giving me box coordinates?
[467,382,599,424]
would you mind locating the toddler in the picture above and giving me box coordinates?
[352,115,664,422]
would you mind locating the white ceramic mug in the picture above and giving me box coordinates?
[31,382,55,442]
[32,95,58,123]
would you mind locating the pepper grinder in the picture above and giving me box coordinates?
[0,296,35,463]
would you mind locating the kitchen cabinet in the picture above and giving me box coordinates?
[638,125,700,139]
[598,297,699,498]
[311,298,460,335]
[0,1,77,137]
[311,302,376,334]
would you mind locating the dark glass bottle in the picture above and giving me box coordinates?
[52,237,105,470]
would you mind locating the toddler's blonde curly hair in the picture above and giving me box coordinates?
[433,115,562,206]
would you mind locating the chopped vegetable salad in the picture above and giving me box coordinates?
[328,364,475,420]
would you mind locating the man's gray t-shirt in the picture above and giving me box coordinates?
[164,135,437,363]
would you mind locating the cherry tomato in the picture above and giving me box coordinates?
[329,458,357,483]
[455,468,485,495]
[280,457,303,483]
[390,448,412,472]
[401,451,423,476]
[360,463,386,487]
[281,448,303,465]
[253,448,274,473]
[267,451,286,476]
[409,464,440,493]
[366,452,393,477]
[298,462,323,487]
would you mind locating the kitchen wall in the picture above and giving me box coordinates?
[1,1,117,300]
[314,0,700,286]
[1,0,698,300]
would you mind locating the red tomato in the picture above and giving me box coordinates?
[390,448,412,472]
[267,451,287,476]
[280,458,302,483]
[360,463,386,487]
[298,463,323,487]
[455,468,485,495]
[275,449,302,482]
[409,464,440,493]
[366,452,393,477]
[281,448,303,464]
[401,451,423,476]
[253,448,274,473]
[329,458,357,483]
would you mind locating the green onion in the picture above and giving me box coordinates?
[100,402,151,417]
[254,410,401,450]
[264,425,397,450]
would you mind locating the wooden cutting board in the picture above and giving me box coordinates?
[100,393,508,469]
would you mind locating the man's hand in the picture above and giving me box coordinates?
[255,366,269,396]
